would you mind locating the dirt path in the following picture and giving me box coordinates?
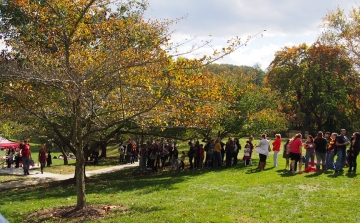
[0,162,138,190]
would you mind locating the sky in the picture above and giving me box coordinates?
[144,0,356,70]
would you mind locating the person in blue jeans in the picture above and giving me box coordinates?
[335,129,349,173]
[326,133,337,170]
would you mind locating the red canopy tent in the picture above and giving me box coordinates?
[0,137,20,148]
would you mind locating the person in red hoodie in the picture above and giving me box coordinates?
[38,144,47,174]
[20,139,31,175]
[290,134,303,174]
[272,134,282,167]
[199,144,205,169]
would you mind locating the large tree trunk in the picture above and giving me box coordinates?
[301,125,306,138]
[74,99,86,210]
[75,145,86,209]
[99,142,107,158]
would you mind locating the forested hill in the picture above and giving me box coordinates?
[206,63,266,85]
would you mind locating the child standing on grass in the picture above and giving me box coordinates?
[283,139,291,170]
[243,143,251,166]
[179,151,186,170]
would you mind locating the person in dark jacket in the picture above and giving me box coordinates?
[314,131,328,173]
[46,150,52,167]
[187,142,194,169]
[233,138,241,165]
[91,149,99,165]
[348,132,360,173]
[225,138,234,167]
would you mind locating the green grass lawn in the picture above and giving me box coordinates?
[1,143,360,223]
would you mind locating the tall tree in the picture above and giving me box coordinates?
[0,0,254,209]
[267,42,352,134]
[320,3,360,130]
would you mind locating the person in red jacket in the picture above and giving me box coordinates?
[199,144,205,169]
[20,139,31,175]
[290,134,303,174]
[38,144,47,174]
[272,134,282,167]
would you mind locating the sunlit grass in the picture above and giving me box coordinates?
[1,148,360,222]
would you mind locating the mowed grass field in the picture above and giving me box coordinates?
[1,138,360,222]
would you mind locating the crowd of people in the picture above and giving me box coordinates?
[3,128,357,176]
[118,128,359,175]
[285,129,358,174]
[3,139,52,174]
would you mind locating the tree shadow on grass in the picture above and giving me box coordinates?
[304,172,322,178]
[0,159,267,208]
[346,172,357,178]
[327,173,345,178]
[278,171,294,178]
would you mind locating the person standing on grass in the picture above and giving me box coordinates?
[38,144,47,174]
[214,138,222,167]
[20,139,31,175]
[138,144,145,171]
[314,131,328,173]
[179,151,186,170]
[220,140,226,164]
[272,134,281,167]
[233,138,241,165]
[335,129,349,173]
[126,139,133,163]
[193,141,200,169]
[171,147,179,171]
[303,135,315,169]
[326,133,337,170]
[282,139,291,170]
[187,142,194,169]
[118,142,125,164]
[247,136,255,166]
[205,139,214,167]
[6,147,14,168]
[199,144,205,169]
[255,134,270,171]
[46,150,52,167]
[160,145,169,170]
[225,138,235,167]
[130,144,137,164]
[150,149,158,172]
[243,143,251,166]
[289,134,303,174]
[348,132,360,173]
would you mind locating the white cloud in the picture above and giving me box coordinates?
[145,0,357,69]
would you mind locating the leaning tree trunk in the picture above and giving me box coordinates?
[60,145,69,165]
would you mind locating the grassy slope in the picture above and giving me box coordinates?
[1,138,360,222]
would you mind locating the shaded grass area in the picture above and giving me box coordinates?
[0,175,27,183]
[1,152,360,223]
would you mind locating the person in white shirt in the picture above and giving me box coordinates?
[255,134,270,171]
